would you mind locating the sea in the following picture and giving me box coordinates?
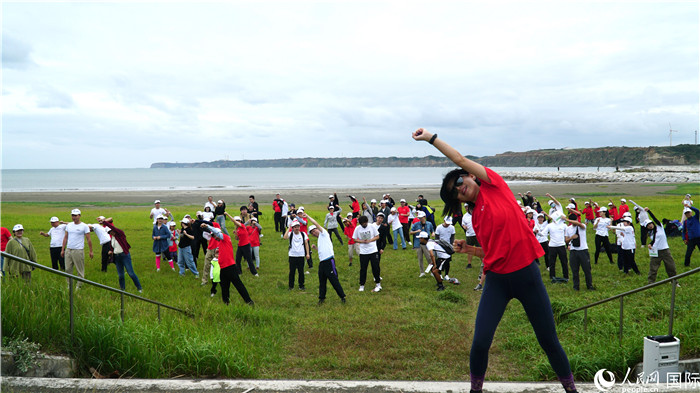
[1,167,617,193]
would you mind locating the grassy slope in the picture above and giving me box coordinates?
[1,191,698,382]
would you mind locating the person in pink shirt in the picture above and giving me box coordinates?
[225,212,258,276]
[397,199,411,244]
[1,226,13,276]
[246,217,263,270]
[413,128,578,393]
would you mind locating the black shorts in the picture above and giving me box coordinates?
[466,236,480,247]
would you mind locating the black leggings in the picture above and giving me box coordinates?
[328,228,344,244]
[219,264,252,304]
[470,262,571,379]
[235,244,257,275]
[359,252,381,286]
[50,247,65,270]
[594,235,614,264]
[548,246,569,279]
[289,256,305,289]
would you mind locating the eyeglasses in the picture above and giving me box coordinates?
[452,176,465,199]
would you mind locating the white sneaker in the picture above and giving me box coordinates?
[359,285,365,292]
[305,271,310,275]
[157,268,160,272]
[419,273,426,278]
[254,274,259,277]
[408,241,412,245]
[210,293,215,297]
[373,284,382,292]
[425,264,433,274]
[445,275,450,280]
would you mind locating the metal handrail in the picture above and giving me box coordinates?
[559,265,700,344]
[1,251,194,345]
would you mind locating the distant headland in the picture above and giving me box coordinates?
[151,144,699,168]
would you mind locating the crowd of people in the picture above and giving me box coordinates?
[1,137,698,393]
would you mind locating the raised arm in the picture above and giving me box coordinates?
[412,128,488,181]
[545,193,561,207]
[306,214,326,233]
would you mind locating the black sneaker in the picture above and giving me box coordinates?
[467,264,472,269]
[341,297,346,304]
[317,299,325,306]
[437,285,445,291]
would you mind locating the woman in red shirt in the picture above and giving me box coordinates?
[413,129,578,393]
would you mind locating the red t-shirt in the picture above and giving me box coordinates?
[247,226,260,247]
[609,206,620,221]
[344,224,356,245]
[582,206,594,220]
[217,233,236,269]
[619,204,629,217]
[351,200,360,214]
[397,205,410,224]
[1,227,11,251]
[236,225,250,246]
[472,168,544,274]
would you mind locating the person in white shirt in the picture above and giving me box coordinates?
[352,215,381,292]
[644,207,677,284]
[461,205,480,270]
[564,217,594,291]
[89,222,112,272]
[306,214,346,304]
[284,219,310,291]
[435,217,456,244]
[61,209,93,289]
[545,193,564,217]
[607,217,640,275]
[533,213,550,268]
[629,200,650,245]
[150,200,168,225]
[204,196,216,212]
[592,208,614,265]
[39,216,67,270]
[419,232,452,291]
[324,206,344,245]
[540,211,568,283]
[388,207,406,250]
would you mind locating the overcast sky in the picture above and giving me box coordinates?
[2,1,698,169]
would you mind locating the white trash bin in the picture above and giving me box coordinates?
[643,335,680,383]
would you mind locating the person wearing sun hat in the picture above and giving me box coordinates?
[607,217,640,275]
[62,208,93,289]
[5,224,37,283]
[40,216,67,270]
[150,200,168,225]
[284,219,310,290]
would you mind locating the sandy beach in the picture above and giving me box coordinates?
[1,182,682,205]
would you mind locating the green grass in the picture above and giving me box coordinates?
[657,183,699,196]
[1,193,699,382]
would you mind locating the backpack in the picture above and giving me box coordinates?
[436,238,455,255]
[289,231,307,250]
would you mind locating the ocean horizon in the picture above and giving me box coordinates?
[1,166,617,193]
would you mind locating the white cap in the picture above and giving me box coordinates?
[621,198,627,203]
[329,195,334,199]
[623,212,632,217]
[328,206,335,210]
[298,206,305,212]
[370,199,377,203]
[642,219,653,227]
[154,200,161,204]
[380,200,387,204]
[217,200,223,204]
[233,216,242,222]
[686,194,692,198]
[417,211,426,218]
[570,197,576,201]
[196,211,202,216]
[417,231,429,239]
[71,209,81,215]
[684,207,692,214]
[584,201,590,205]
[443,217,453,225]
[536,213,545,218]
[308,225,317,232]
[548,200,555,206]
[251,217,257,222]
[181,218,190,224]
[97,216,105,221]
[184,214,191,218]
[169,221,177,226]
[599,207,608,212]
[12,224,24,232]
[400,199,406,203]
[390,207,397,212]
[290,219,300,227]
[347,213,353,217]
[623,217,633,223]
[376,212,385,217]
[566,203,576,209]
[158,214,168,220]
[525,208,535,215]
[608,202,613,206]
[517,201,522,205]
[50,216,60,222]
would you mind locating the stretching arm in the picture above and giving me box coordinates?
[412,128,488,181]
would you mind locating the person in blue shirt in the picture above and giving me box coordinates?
[682,206,700,267]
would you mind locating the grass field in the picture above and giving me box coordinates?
[1,190,699,382]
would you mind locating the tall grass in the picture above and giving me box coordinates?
[1,191,698,382]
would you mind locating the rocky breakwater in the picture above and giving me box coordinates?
[498,169,700,183]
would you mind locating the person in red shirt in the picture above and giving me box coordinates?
[200,223,253,306]
[1,226,12,276]
[225,213,258,276]
[348,195,360,218]
[608,200,621,223]
[343,217,358,266]
[397,199,411,244]
[581,201,595,224]
[246,217,262,270]
[412,128,578,393]
[272,194,284,232]
[618,198,630,217]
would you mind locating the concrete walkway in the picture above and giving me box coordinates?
[1,377,695,393]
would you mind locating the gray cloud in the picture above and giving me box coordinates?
[1,33,35,70]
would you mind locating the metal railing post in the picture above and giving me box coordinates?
[158,305,161,323]
[619,296,624,346]
[121,293,125,323]
[69,277,75,349]
[669,279,677,336]
[584,308,588,333]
